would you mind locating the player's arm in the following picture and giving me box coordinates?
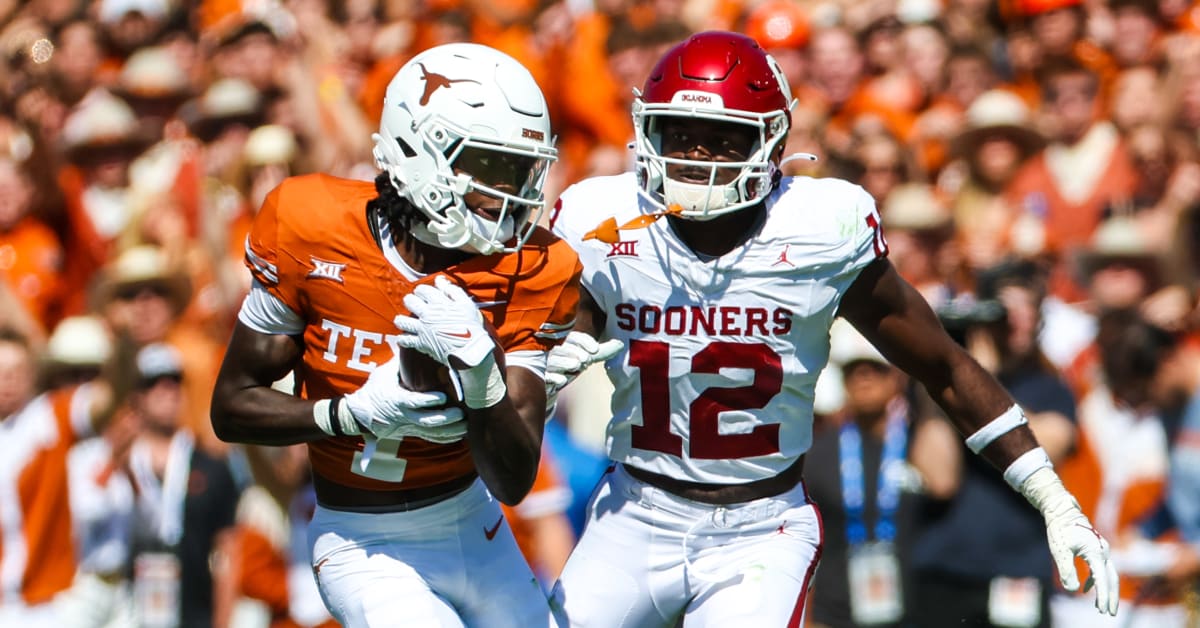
[840,259,1033,468]
[462,360,546,505]
[838,257,1119,616]
[211,322,327,445]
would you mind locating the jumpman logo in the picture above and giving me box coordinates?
[417,63,480,106]
[772,244,795,267]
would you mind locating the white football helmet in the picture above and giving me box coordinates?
[633,31,794,220]
[372,43,557,255]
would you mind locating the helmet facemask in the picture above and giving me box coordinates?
[635,103,789,220]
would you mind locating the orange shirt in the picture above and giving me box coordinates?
[0,387,90,605]
[245,174,581,491]
[0,216,63,329]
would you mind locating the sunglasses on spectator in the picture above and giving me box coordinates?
[137,373,183,389]
[114,283,170,301]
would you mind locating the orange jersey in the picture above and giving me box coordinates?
[0,388,89,605]
[245,174,581,491]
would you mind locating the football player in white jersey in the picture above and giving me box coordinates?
[545,31,1119,627]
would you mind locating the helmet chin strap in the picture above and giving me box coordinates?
[663,178,740,220]
[419,206,515,255]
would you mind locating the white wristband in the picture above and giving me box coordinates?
[457,357,507,409]
[313,399,336,435]
[314,398,361,437]
[965,404,1028,454]
[1003,446,1053,491]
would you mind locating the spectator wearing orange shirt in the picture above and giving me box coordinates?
[0,326,131,626]
[0,157,62,331]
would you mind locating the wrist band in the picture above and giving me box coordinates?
[1003,446,1053,491]
[313,398,335,436]
[965,404,1028,454]
[458,357,507,409]
[333,397,361,436]
[315,397,359,437]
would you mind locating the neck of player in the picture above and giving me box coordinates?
[397,227,472,274]
[667,204,766,258]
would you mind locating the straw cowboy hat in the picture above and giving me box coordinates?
[243,124,298,167]
[61,89,154,163]
[44,315,112,368]
[951,89,1045,158]
[179,78,264,141]
[882,182,953,232]
[95,245,192,315]
[1074,215,1164,284]
[113,45,192,105]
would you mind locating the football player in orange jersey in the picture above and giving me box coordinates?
[210,43,581,627]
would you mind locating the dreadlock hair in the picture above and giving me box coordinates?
[367,172,424,244]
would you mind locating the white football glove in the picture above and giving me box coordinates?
[342,355,466,442]
[1022,467,1120,616]
[545,331,623,416]
[394,275,505,409]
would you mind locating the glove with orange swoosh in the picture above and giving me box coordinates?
[395,275,506,409]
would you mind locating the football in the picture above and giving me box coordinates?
[397,319,505,404]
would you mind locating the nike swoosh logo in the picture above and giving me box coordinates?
[440,329,473,339]
[484,516,504,540]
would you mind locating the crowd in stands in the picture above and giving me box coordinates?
[3,0,1200,626]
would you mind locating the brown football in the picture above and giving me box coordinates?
[397,319,505,404]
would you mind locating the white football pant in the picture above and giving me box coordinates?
[551,464,822,627]
[309,479,549,627]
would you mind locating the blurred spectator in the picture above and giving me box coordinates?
[1055,216,1185,388]
[1110,0,1168,68]
[847,130,921,205]
[1004,57,1139,298]
[56,89,153,317]
[1159,333,1200,593]
[945,89,1046,274]
[878,182,956,305]
[1053,311,1183,627]
[909,259,1078,628]
[44,316,137,628]
[50,19,106,106]
[0,325,130,626]
[211,444,335,628]
[806,320,920,628]
[0,156,63,330]
[125,342,238,628]
[94,245,226,456]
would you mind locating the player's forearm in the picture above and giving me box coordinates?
[211,381,330,445]
[466,371,544,504]
[920,347,1040,471]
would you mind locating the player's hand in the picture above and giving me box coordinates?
[1025,468,1120,616]
[546,331,623,392]
[544,331,623,417]
[395,276,506,409]
[395,275,495,370]
[343,355,465,441]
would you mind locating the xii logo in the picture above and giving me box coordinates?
[607,240,638,258]
[308,257,346,283]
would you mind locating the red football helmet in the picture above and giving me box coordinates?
[633,31,794,219]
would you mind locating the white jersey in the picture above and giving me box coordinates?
[552,172,885,484]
